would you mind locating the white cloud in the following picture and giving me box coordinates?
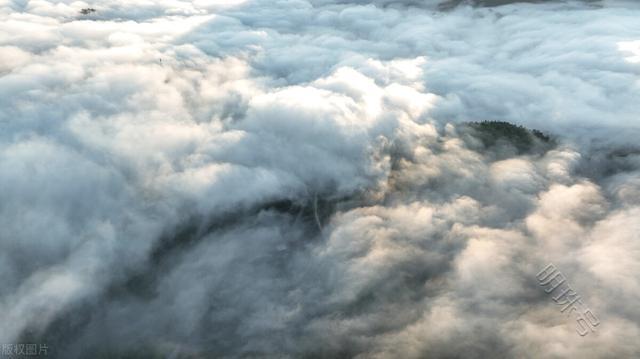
[1,0,639,357]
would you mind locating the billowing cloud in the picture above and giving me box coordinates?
[1,0,639,357]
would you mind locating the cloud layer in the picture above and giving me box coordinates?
[1,0,640,357]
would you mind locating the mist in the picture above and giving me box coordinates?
[1,0,639,357]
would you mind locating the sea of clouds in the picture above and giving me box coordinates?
[1,0,640,357]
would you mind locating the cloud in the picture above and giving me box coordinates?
[1,0,640,357]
